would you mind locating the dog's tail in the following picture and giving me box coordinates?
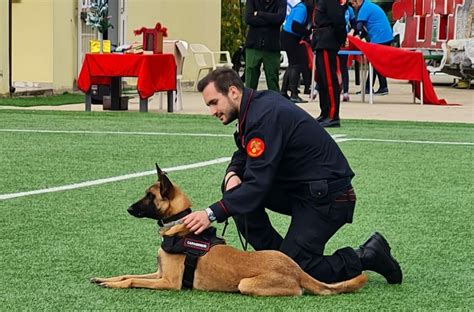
[300,271,368,295]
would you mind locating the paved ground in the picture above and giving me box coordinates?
[3,73,473,124]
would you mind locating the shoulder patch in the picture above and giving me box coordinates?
[246,137,265,158]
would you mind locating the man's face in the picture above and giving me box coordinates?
[349,0,362,9]
[202,82,240,125]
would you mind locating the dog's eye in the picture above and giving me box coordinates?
[146,192,155,200]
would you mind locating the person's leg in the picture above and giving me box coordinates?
[316,50,329,119]
[340,54,349,93]
[319,50,341,124]
[232,186,292,251]
[262,51,281,92]
[288,44,308,101]
[245,48,263,90]
[279,192,362,283]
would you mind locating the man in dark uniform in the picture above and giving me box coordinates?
[311,0,347,127]
[183,68,402,284]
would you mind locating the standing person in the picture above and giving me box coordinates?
[311,0,347,127]
[340,0,356,102]
[350,0,393,95]
[280,0,313,103]
[182,68,403,285]
[244,0,286,92]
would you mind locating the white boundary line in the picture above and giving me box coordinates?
[338,138,474,146]
[0,157,231,201]
[0,129,233,137]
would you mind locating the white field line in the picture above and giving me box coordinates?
[0,157,231,201]
[338,137,474,146]
[0,129,233,137]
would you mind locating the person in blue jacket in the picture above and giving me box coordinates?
[350,0,393,95]
[182,68,403,285]
[280,0,313,103]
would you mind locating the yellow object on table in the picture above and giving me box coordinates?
[90,39,111,53]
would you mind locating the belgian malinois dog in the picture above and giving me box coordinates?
[90,165,368,296]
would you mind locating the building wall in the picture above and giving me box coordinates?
[12,0,54,85]
[7,0,221,91]
[127,0,222,82]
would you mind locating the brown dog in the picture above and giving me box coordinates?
[90,165,368,296]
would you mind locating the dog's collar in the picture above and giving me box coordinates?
[158,208,192,228]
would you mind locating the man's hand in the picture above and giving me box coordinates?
[182,211,210,235]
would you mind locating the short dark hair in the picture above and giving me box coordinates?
[197,68,244,95]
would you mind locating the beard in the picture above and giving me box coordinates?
[221,98,240,125]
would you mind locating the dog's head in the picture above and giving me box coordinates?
[127,164,191,222]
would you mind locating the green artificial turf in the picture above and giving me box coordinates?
[0,93,84,107]
[0,110,472,310]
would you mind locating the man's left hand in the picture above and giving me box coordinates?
[181,211,210,235]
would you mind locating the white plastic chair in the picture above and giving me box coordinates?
[189,43,232,90]
[160,40,188,111]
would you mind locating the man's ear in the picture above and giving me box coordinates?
[155,163,174,199]
[228,85,240,101]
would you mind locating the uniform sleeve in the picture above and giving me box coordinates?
[257,0,286,25]
[209,110,285,222]
[245,0,269,26]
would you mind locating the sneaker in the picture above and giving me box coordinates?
[342,93,350,102]
[356,89,372,95]
[354,232,402,284]
[315,115,326,122]
[374,88,389,95]
[319,118,341,128]
[289,95,308,104]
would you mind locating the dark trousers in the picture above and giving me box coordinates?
[232,185,362,283]
[281,31,308,97]
[340,54,349,93]
[366,40,392,91]
[316,49,341,120]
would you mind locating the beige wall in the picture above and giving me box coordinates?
[126,0,222,82]
[12,0,54,84]
[6,0,221,91]
[0,0,10,94]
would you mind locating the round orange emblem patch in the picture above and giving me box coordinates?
[246,138,265,158]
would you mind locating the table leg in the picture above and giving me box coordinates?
[310,52,316,100]
[361,60,366,102]
[369,63,373,105]
[85,90,92,112]
[111,77,122,110]
[139,98,148,112]
[167,90,173,113]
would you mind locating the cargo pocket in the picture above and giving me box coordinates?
[308,180,331,215]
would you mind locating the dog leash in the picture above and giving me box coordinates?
[221,215,249,251]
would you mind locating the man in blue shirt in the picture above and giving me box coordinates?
[350,0,393,95]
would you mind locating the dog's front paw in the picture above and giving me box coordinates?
[99,280,131,289]
[90,277,105,284]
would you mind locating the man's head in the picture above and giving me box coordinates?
[197,68,244,125]
[349,0,363,9]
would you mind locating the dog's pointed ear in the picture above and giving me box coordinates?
[156,163,173,199]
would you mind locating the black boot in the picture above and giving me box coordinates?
[355,232,403,284]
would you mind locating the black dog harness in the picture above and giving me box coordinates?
[159,210,226,290]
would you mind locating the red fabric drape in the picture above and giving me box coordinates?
[347,36,450,105]
[77,53,176,99]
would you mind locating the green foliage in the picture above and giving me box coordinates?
[86,0,114,33]
[221,0,246,54]
[0,110,473,310]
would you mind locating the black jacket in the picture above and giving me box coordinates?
[210,88,355,222]
[311,0,347,50]
[245,0,286,52]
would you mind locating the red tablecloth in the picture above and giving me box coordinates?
[77,53,176,99]
[347,37,451,105]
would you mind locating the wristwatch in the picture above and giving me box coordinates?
[205,208,216,222]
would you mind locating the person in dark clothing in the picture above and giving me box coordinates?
[280,0,313,103]
[311,0,347,127]
[244,0,286,92]
[183,68,403,285]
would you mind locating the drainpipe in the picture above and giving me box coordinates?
[9,0,15,95]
